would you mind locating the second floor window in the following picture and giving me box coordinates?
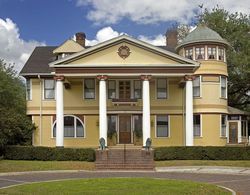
[220,76,227,98]
[44,79,55,99]
[208,46,216,59]
[108,80,116,99]
[26,79,31,100]
[193,114,201,137]
[193,76,201,97]
[185,48,193,59]
[157,79,167,99]
[134,80,142,99]
[195,47,205,60]
[84,79,95,99]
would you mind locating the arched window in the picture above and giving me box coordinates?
[53,115,84,138]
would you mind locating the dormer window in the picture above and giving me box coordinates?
[185,48,193,60]
[195,47,205,60]
[208,46,216,59]
[218,47,224,61]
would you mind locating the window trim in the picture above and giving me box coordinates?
[193,76,202,98]
[26,79,32,101]
[185,47,193,60]
[156,78,168,99]
[220,76,227,99]
[43,79,56,100]
[207,46,217,60]
[83,78,96,100]
[195,46,205,60]
[220,114,227,138]
[52,115,85,139]
[155,115,170,138]
[193,114,202,137]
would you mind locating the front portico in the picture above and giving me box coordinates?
[51,35,199,148]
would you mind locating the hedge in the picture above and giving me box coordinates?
[3,146,95,162]
[154,146,250,160]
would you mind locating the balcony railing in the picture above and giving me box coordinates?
[112,98,138,106]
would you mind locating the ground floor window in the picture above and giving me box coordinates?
[133,115,142,137]
[107,115,117,138]
[241,120,247,137]
[156,115,169,137]
[193,114,201,137]
[53,115,84,138]
[221,115,227,137]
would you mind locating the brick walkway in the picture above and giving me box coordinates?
[0,171,249,194]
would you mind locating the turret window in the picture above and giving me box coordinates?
[185,48,193,59]
[218,47,224,61]
[220,76,227,98]
[195,47,205,60]
[208,46,216,59]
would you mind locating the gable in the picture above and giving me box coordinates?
[53,39,84,54]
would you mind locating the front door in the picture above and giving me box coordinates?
[229,122,238,143]
[119,81,130,99]
[119,115,131,144]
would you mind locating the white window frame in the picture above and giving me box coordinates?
[220,114,227,138]
[193,114,202,137]
[43,79,56,100]
[193,76,202,98]
[156,78,169,99]
[83,78,96,100]
[52,115,85,138]
[220,76,227,99]
[26,78,32,101]
[155,115,170,138]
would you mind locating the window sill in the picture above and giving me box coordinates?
[193,96,202,99]
[194,136,203,139]
[155,136,170,139]
[220,136,227,139]
[220,97,228,100]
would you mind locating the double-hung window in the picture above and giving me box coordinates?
[157,79,167,99]
[220,76,227,98]
[193,114,201,136]
[218,48,224,61]
[108,80,116,99]
[26,79,31,100]
[195,47,205,60]
[221,115,227,137]
[208,46,216,59]
[185,48,193,59]
[44,79,55,99]
[193,76,201,97]
[134,80,142,99]
[84,79,95,99]
[156,115,169,137]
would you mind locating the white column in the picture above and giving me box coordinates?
[185,76,194,146]
[56,76,64,147]
[98,75,108,146]
[142,75,151,147]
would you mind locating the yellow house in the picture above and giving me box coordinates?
[20,26,249,148]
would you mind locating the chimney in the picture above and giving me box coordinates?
[165,29,178,48]
[75,32,86,47]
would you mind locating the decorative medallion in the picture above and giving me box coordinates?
[118,45,131,59]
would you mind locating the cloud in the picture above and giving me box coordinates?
[0,18,45,72]
[85,26,166,46]
[76,0,250,25]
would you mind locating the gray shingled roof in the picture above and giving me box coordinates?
[20,45,176,76]
[176,24,229,50]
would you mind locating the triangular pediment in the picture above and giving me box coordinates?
[50,35,199,67]
[53,39,84,54]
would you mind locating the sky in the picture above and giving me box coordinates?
[0,0,249,72]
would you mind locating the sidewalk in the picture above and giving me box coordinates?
[156,166,250,175]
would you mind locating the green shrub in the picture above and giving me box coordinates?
[3,146,95,162]
[154,146,250,161]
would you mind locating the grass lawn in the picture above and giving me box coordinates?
[0,160,95,172]
[0,178,230,195]
[156,160,250,167]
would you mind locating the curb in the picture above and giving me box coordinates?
[217,185,236,195]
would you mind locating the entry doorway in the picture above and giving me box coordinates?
[229,122,238,143]
[119,115,131,144]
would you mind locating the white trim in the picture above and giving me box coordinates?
[216,46,219,60]
[52,115,85,138]
[31,115,34,145]
[107,110,142,114]
[61,73,189,77]
[49,35,199,67]
[204,45,208,60]
[155,115,170,138]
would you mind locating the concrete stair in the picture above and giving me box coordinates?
[95,147,155,170]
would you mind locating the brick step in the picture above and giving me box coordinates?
[96,165,154,169]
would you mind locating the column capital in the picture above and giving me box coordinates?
[184,75,195,81]
[97,75,108,81]
[54,75,65,81]
[141,75,152,81]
